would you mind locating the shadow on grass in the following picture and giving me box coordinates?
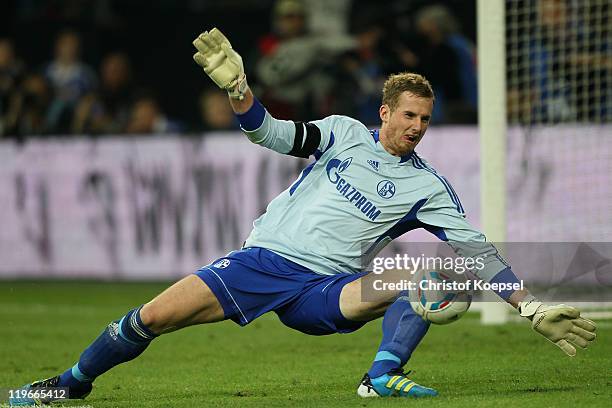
[455,385,580,397]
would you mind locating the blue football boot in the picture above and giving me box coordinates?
[357,369,438,398]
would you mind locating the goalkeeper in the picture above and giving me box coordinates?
[11,28,597,405]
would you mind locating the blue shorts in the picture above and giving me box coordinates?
[195,247,367,335]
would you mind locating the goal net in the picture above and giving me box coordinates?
[506,0,611,242]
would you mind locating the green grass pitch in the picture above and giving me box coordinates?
[1,281,610,407]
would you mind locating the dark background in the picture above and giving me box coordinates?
[0,0,477,128]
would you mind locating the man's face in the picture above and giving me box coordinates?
[55,33,80,63]
[379,91,433,156]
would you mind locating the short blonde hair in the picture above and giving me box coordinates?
[382,72,434,112]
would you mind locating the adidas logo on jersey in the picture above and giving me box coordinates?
[367,159,380,171]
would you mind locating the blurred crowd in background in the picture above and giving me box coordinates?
[0,0,482,139]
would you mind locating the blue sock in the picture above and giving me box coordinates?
[368,293,430,378]
[58,306,157,388]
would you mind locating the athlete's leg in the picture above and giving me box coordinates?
[339,275,433,397]
[274,271,434,397]
[269,270,434,398]
[337,274,395,321]
[13,247,321,406]
[141,274,225,333]
[38,275,224,401]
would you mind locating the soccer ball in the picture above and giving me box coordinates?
[408,269,472,325]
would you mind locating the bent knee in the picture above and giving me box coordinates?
[344,300,392,321]
[339,278,393,321]
[139,302,169,334]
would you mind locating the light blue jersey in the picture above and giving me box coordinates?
[240,102,507,282]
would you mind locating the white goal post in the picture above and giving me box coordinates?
[478,0,511,324]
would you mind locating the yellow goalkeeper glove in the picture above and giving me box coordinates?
[192,27,248,100]
[518,296,597,357]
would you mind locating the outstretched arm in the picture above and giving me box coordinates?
[450,238,597,357]
[416,189,597,357]
[192,27,332,159]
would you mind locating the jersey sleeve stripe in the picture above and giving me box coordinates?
[441,175,465,213]
[412,154,464,214]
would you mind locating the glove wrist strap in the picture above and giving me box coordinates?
[228,74,248,100]
[518,295,542,320]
